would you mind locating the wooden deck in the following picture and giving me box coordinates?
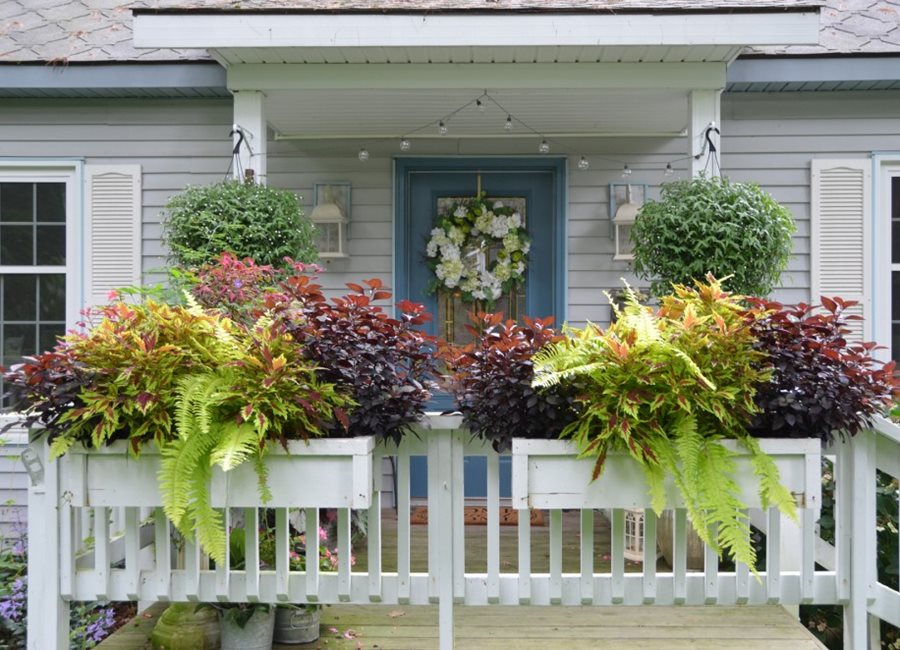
[97,509,827,649]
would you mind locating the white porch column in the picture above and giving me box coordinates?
[688,89,722,178]
[232,90,267,184]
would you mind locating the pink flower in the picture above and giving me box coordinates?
[106,290,119,301]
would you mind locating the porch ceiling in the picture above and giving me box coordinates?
[263,88,690,140]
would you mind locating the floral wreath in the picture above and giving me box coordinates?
[425,192,530,303]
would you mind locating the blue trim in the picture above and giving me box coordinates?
[393,156,567,324]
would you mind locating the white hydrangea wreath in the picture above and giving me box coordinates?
[425,194,530,303]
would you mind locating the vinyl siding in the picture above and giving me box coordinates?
[3,91,900,519]
[0,428,28,540]
[722,90,900,307]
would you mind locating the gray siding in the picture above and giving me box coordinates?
[0,432,28,540]
[722,90,900,306]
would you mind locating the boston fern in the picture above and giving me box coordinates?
[160,316,352,563]
[533,276,797,570]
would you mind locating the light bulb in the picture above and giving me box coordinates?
[538,139,550,154]
[504,115,513,131]
[664,163,674,176]
[358,148,370,162]
[577,156,590,170]
[438,121,448,136]
[476,99,485,112]
[622,164,632,177]
[400,138,411,151]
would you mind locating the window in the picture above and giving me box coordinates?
[0,167,79,405]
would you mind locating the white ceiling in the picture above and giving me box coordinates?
[264,88,690,141]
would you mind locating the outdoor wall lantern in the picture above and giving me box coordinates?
[310,182,350,259]
[609,183,646,261]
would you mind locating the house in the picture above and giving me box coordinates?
[1,0,900,529]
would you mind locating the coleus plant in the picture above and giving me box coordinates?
[533,276,797,570]
[748,296,898,444]
[441,312,578,452]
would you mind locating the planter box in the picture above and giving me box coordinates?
[511,438,821,511]
[59,436,375,510]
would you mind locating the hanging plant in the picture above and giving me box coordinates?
[425,193,530,304]
[630,175,795,298]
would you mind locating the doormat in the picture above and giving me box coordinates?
[409,506,544,526]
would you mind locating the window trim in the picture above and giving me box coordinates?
[0,162,84,333]
[873,154,900,362]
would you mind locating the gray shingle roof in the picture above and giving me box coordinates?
[0,0,897,64]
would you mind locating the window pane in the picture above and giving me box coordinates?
[37,183,65,223]
[39,274,66,320]
[39,323,65,352]
[3,275,36,321]
[893,273,900,322]
[893,322,900,367]
[37,225,65,265]
[0,225,33,265]
[2,324,35,359]
[0,183,33,223]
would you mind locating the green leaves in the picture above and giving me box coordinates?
[162,181,318,269]
[631,175,795,298]
[532,276,790,569]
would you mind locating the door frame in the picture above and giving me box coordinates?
[392,156,568,324]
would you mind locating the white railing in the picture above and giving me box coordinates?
[26,415,900,650]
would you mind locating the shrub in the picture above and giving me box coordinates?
[533,277,796,569]
[279,278,438,445]
[441,312,578,452]
[162,181,317,268]
[748,296,898,445]
[631,175,795,298]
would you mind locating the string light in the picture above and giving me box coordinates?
[358,148,370,162]
[378,91,701,176]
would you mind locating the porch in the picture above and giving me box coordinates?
[94,507,827,649]
[26,415,900,649]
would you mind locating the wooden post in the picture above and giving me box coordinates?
[232,90,267,184]
[27,437,69,650]
[688,89,722,178]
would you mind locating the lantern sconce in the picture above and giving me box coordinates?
[310,182,350,259]
[609,183,646,261]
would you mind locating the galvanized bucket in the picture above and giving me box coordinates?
[273,606,321,645]
[220,607,275,650]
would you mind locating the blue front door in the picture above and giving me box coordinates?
[395,158,566,499]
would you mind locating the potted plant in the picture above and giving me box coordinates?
[523,276,808,569]
[630,175,795,298]
[162,180,318,269]
[227,521,342,645]
[2,253,440,567]
[207,602,275,650]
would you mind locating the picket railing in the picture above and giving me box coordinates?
[25,414,900,650]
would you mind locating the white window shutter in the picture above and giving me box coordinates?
[810,159,871,342]
[84,165,142,307]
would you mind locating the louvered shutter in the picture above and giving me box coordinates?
[83,165,142,307]
[810,159,871,342]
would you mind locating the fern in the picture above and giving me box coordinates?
[743,436,798,521]
[209,420,259,472]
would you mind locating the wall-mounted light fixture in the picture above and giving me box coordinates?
[310,182,350,259]
[609,183,646,261]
